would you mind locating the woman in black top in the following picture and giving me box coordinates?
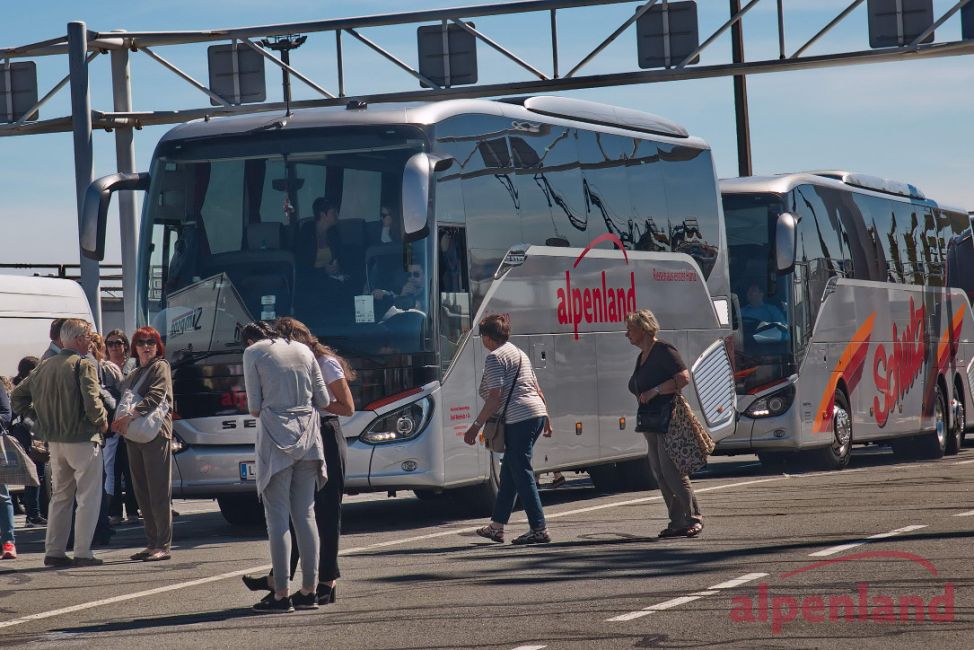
[625,308,703,538]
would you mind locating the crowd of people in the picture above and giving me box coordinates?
[0,307,706,614]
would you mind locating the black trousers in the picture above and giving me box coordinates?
[289,417,346,583]
[109,437,139,519]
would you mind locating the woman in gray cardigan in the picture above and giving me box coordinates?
[241,321,330,614]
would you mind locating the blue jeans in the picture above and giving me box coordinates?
[23,462,45,519]
[491,416,547,531]
[0,485,14,544]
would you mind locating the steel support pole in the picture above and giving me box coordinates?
[730,0,752,177]
[110,39,139,335]
[68,22,102,329]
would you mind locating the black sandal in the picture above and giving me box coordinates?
[682,523,703,538]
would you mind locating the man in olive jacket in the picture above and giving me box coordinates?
[11,318,109,567]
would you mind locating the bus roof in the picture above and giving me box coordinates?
[720,172,935,205]
[159,96,708,149]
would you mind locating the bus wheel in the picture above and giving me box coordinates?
[451,452,501,516]
[915,386,948,460]
[617,457,658,491]
[588,463,626,493]
[811,391,852,470]
[946,393,964,455]
[217,494,265,527]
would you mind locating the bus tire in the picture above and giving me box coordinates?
[217,494,265,527]
[946,385,964,455]
[810,390,852,470]
[915,385,948,460]
[451,453,501,516]
[588,463,626,493]
[617,457,658,491]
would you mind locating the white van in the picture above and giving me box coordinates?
[0,275,93,376]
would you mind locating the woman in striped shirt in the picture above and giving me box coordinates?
[464,314,552,545]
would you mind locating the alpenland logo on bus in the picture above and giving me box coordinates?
[556,234,636,340]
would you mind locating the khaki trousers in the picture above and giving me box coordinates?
[127,435,173,550]
[643,432,702,529]
[46,441,103,559]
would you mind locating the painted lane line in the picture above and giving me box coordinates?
[510,646,547,650]
[607,595,706,622]
[708,572,768,590]
[808,525,927,557]
[951,459,974,465]
[690,590,719,597]
[953,509,974,517]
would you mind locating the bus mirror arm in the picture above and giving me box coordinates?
[775,211,798,274]
[81,172,150,261]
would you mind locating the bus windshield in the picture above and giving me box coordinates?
[723,192,797,393]
[139,125,433,359]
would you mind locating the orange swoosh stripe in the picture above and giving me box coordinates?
[813,312,877,433]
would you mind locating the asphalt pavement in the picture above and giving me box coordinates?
[1,445,973,649]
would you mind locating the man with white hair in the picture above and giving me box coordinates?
[11,318,109,567]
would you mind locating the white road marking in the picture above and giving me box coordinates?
[808,525,927,557]
[608,595,706,621]
[708,573,768,590]
[510,646,547,650]
[953,509,974,517]
[951,459,974,465]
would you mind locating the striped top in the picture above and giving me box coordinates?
[479,342,548,424]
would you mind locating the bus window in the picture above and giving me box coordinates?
[899,204,924,284]
[660,145,720,278]
[577,131,634,247]
[200,159,245,254]
[793,184,851,281]
[922,206,943,286]
[514,124,588,247]
[626,139,670,252]
[438,225,470,374]
[853,193,893,282]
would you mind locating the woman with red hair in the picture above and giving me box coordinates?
[111,326,174,562]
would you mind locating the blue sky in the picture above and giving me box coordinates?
[1,0,972,265]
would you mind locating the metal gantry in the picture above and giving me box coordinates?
[0,0,972,328]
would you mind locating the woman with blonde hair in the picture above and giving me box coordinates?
[625,308,702,538]
[243,316,354,604]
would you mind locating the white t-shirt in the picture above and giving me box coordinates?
[317,355,345,402]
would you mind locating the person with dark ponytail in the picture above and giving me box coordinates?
[241,321,330,613]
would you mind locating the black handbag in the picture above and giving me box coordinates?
[636,396,674,433]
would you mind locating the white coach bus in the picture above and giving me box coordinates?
[81,96,737,523]
[719,172,973,469]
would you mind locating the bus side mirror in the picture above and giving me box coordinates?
[81,172,150,261]
[402,153,454,243]
[775,211,798,274]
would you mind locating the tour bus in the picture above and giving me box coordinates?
[81,96,737,524]
[0,275,93,373]
[719,172,974,469]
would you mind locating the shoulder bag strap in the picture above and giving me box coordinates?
[499,354,523,419]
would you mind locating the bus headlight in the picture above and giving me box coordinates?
[744,385,795,419]
[360,396,434,445]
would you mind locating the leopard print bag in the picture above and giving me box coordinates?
[663,394,716,476]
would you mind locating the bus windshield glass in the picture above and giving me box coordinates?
[723,192,797,393]
[139,125,433,358]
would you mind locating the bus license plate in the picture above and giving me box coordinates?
[239,462,257,481]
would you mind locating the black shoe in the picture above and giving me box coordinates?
[292,590,319,610]
[44,555,73,568]
[315,583,337,604]
[25,516,47,528]
[73,556,104,567]
[253,593,293,614]
[242,573,272,592]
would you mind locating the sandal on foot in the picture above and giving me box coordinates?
[475,525,504,543]
[658,527,683,538]
[682,523,703,538]
[511,529,551,545]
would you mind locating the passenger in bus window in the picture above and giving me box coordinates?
[626,309,702,538]
[439,229,463,293]
[464,314,552,545]
[741,284,785,324]
[303,198,345,280]
[373,263,427,318]
[367,206,402,246]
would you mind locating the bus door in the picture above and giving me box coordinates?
[537,333,601,468]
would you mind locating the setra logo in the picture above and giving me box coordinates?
[555,233,636,340]
[872,298,926,428]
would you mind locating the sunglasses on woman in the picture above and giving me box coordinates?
[134,339,157,348]
[106,340,126,348]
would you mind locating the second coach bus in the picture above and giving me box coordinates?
[719,171,973,469]
[81,96,737,523]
